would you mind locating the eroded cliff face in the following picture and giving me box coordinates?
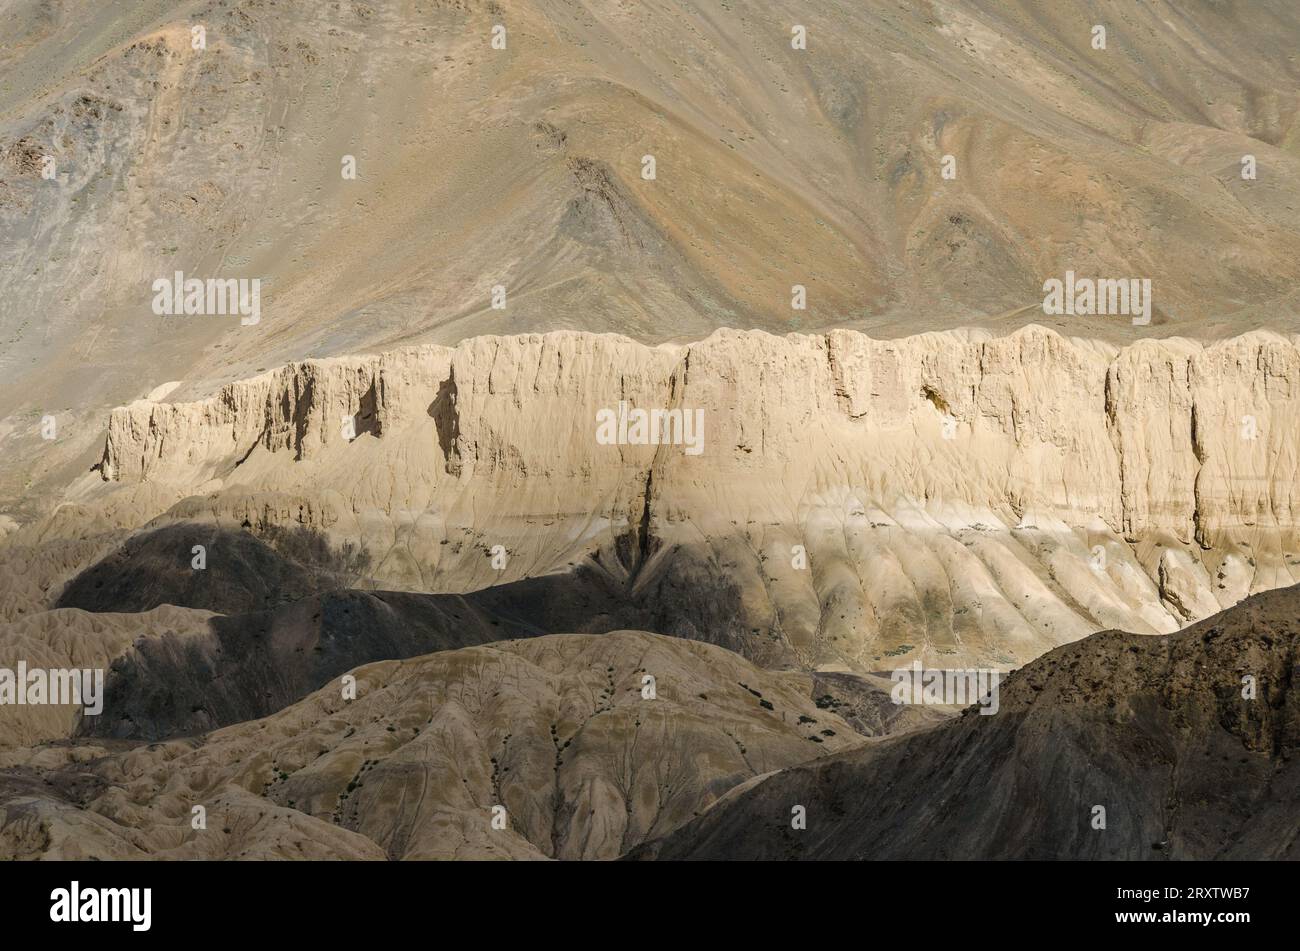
[20,325,1300,669]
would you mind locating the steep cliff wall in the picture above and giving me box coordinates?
[51,325,1300,668]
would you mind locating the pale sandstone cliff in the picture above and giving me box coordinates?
[17,325,1300,669]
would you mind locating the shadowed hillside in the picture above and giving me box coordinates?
[630,586,1300,860]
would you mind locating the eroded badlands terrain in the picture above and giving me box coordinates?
[4,0,1300,861]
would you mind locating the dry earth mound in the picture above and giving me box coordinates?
[0,630,905,860]
[631,586,1300,860]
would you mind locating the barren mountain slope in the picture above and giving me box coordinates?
[4,0,1300,515]
[2,0,1299,871]
[631,585,1300,861]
